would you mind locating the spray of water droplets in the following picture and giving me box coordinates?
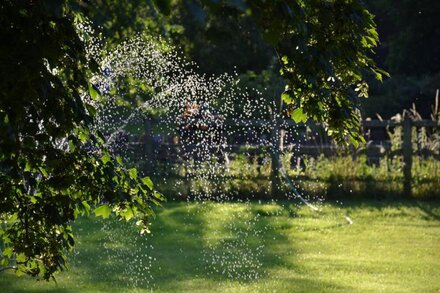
[71,20,331,288]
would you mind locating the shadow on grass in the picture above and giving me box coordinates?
[0,276,72,293]
[415,201,440,221]
[1,200,359,292]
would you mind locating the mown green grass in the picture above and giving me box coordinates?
[1,200,439,292]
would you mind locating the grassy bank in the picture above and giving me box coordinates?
[1,200,439,292]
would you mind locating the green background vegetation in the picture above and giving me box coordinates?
[83,0,440,120]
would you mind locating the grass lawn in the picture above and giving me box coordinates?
[1,200,439,292]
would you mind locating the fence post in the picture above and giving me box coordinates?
[270,117,282,196]
[144,116,153,174]
[403,117,412,197]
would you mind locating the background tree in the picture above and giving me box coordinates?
[82,0,439,120]
[362,0,440,118]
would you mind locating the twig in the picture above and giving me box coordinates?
[0,265,17,272]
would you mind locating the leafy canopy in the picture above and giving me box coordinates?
[0,1,162,280]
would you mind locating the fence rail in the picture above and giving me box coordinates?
[132,117,439,197]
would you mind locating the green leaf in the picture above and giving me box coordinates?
[142,176,154,190]
[78,130,88,142]
[94,204,111,219]
[16,253,26,262]
[85,104,96,117]
[128,168,138,180]
[291,108,308,123]
[81,200,90,213]
[0,258,8,266]
[24,161,31,172]
[88,84,100,100]
[8,213,18,223]
[281,91,293,104]
[68,139,76,152]
[122,208,134,221]
[153,191,164,200]
[116,156,123,165]
[101,153,110,165]
[349,136,359,148]
[3,247,13,258]
[39,166,49,177]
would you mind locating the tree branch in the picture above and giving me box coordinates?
[0,265,17,272]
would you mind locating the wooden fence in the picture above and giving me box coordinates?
[363,118,439,196]
[130,117,439,197]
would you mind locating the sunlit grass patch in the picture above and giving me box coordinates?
[1,200,439,292]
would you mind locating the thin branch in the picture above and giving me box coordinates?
[0,265,17,272]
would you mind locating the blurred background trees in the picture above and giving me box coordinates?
[83,0,440,120]
[363,0,440,118]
